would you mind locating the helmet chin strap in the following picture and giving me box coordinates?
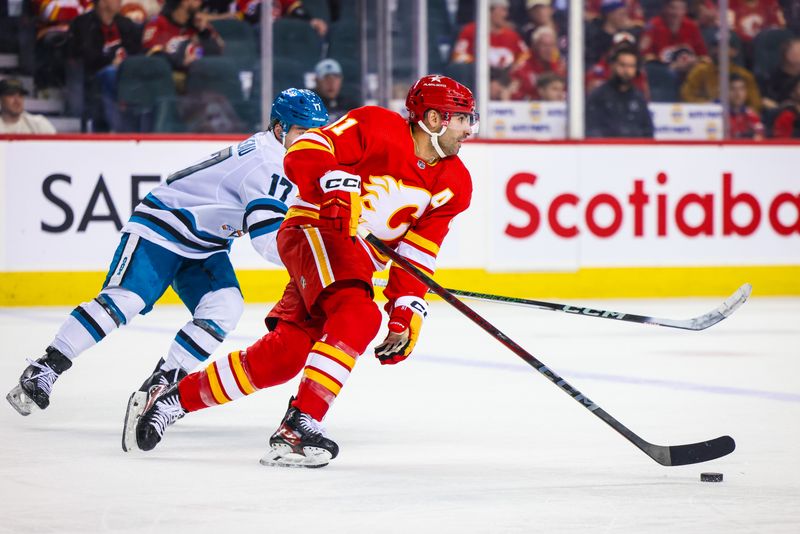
[280,124,288,148]
[416,120,448,159]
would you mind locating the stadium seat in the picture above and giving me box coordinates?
[273,56,310,93]
[302,0,331,22]
[753,29,794,84]
[328,19,360,65]
[644,62,679,102]
[211,19,258,70]
[273,18,323,68]
[116,56,183,132]
[427,0,454,74]
[186,57,244,106]
[443,62,475,90]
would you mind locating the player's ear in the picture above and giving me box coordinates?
[424,109,442,130]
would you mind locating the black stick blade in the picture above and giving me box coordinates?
[664,435,736,466]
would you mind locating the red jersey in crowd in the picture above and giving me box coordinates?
[729,105,764,138]
[33,0,92,37]
[282,105,472,300]
[451,22,529,69]
[511,52,566,100]
[772,106,800,138]
[640,14,708,63]
[236,0,312,24]
[730,0,786,42]
[142,13,222,68]
[143,15,198,56]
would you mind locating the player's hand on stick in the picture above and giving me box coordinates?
[375,296,428,365]
[319,170,362,237]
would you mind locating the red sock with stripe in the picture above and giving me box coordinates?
[179,321,313,412]
[293,284,382,420]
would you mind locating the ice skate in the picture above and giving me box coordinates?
[129,383,185,452]
[122,359,187,452]
[259,401,339,468]
[6,347,72,416]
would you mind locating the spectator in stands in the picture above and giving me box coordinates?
[688,0,718,29]
[772,75,800,138]
[586,45,654,137]
[0,78,57,134]
[120,3,150,25]
[680,33,761,111]
[640,0,708,78]
[519,0,559,46]
[586,0,645,26]
[783,0,800,35]
[451,0,529,70]
[124,0,162,18]
[730,0,785,45]
[585,0,636,67]
[143,0,224,79]
[489,66,518,101]
[536,72,566,101]
[237,0,328,36]
[728,74,764,139]
[762,37,800,110]
[68,0,143,131]
[511,26,565,99]
[313,58,358,122]
[32,0,93,89]
[587,32,651,100]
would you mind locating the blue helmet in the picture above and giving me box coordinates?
[270,88,328,133]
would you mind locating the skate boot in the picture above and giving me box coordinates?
[259,400,339,468]
[6,347,72,416]
[122,359,187,451]
[130,383,185,452]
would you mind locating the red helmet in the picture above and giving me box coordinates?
[406,74,477,125]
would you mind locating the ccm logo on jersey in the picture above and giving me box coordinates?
[320,170,361,193]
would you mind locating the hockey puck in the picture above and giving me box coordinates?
[700,472,723,482]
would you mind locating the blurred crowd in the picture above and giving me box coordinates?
[0,0,798,138]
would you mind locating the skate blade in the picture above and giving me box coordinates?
[259,444,332,469]
[121,391,147,452]
[6,385,37,416]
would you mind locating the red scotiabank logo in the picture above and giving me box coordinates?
[505,171,800,239]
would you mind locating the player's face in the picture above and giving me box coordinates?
[316,74,342,99]
[539,80,565,101]
[185,0,202,14]
[284,125,309,146]
[612,53,637,84]
[664,0,686,22]
[729,80,747,107]
[534,33,556,61]
[439,113,473,156]
[490,6,508,27]
[0,93,24,117]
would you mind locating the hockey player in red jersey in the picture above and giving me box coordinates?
[129,74,478,467]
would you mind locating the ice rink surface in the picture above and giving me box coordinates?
[1,295,799,533]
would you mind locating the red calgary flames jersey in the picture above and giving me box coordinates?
[283,106,473,301]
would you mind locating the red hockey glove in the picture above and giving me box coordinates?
[318,170,362,237]
[374,296,428,365]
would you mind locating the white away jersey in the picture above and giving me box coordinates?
[122,131,294,264]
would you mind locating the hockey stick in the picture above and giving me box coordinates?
[362,230,735,466]
[372,278,752,331]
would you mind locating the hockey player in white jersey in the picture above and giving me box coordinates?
[6,89,329,435]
